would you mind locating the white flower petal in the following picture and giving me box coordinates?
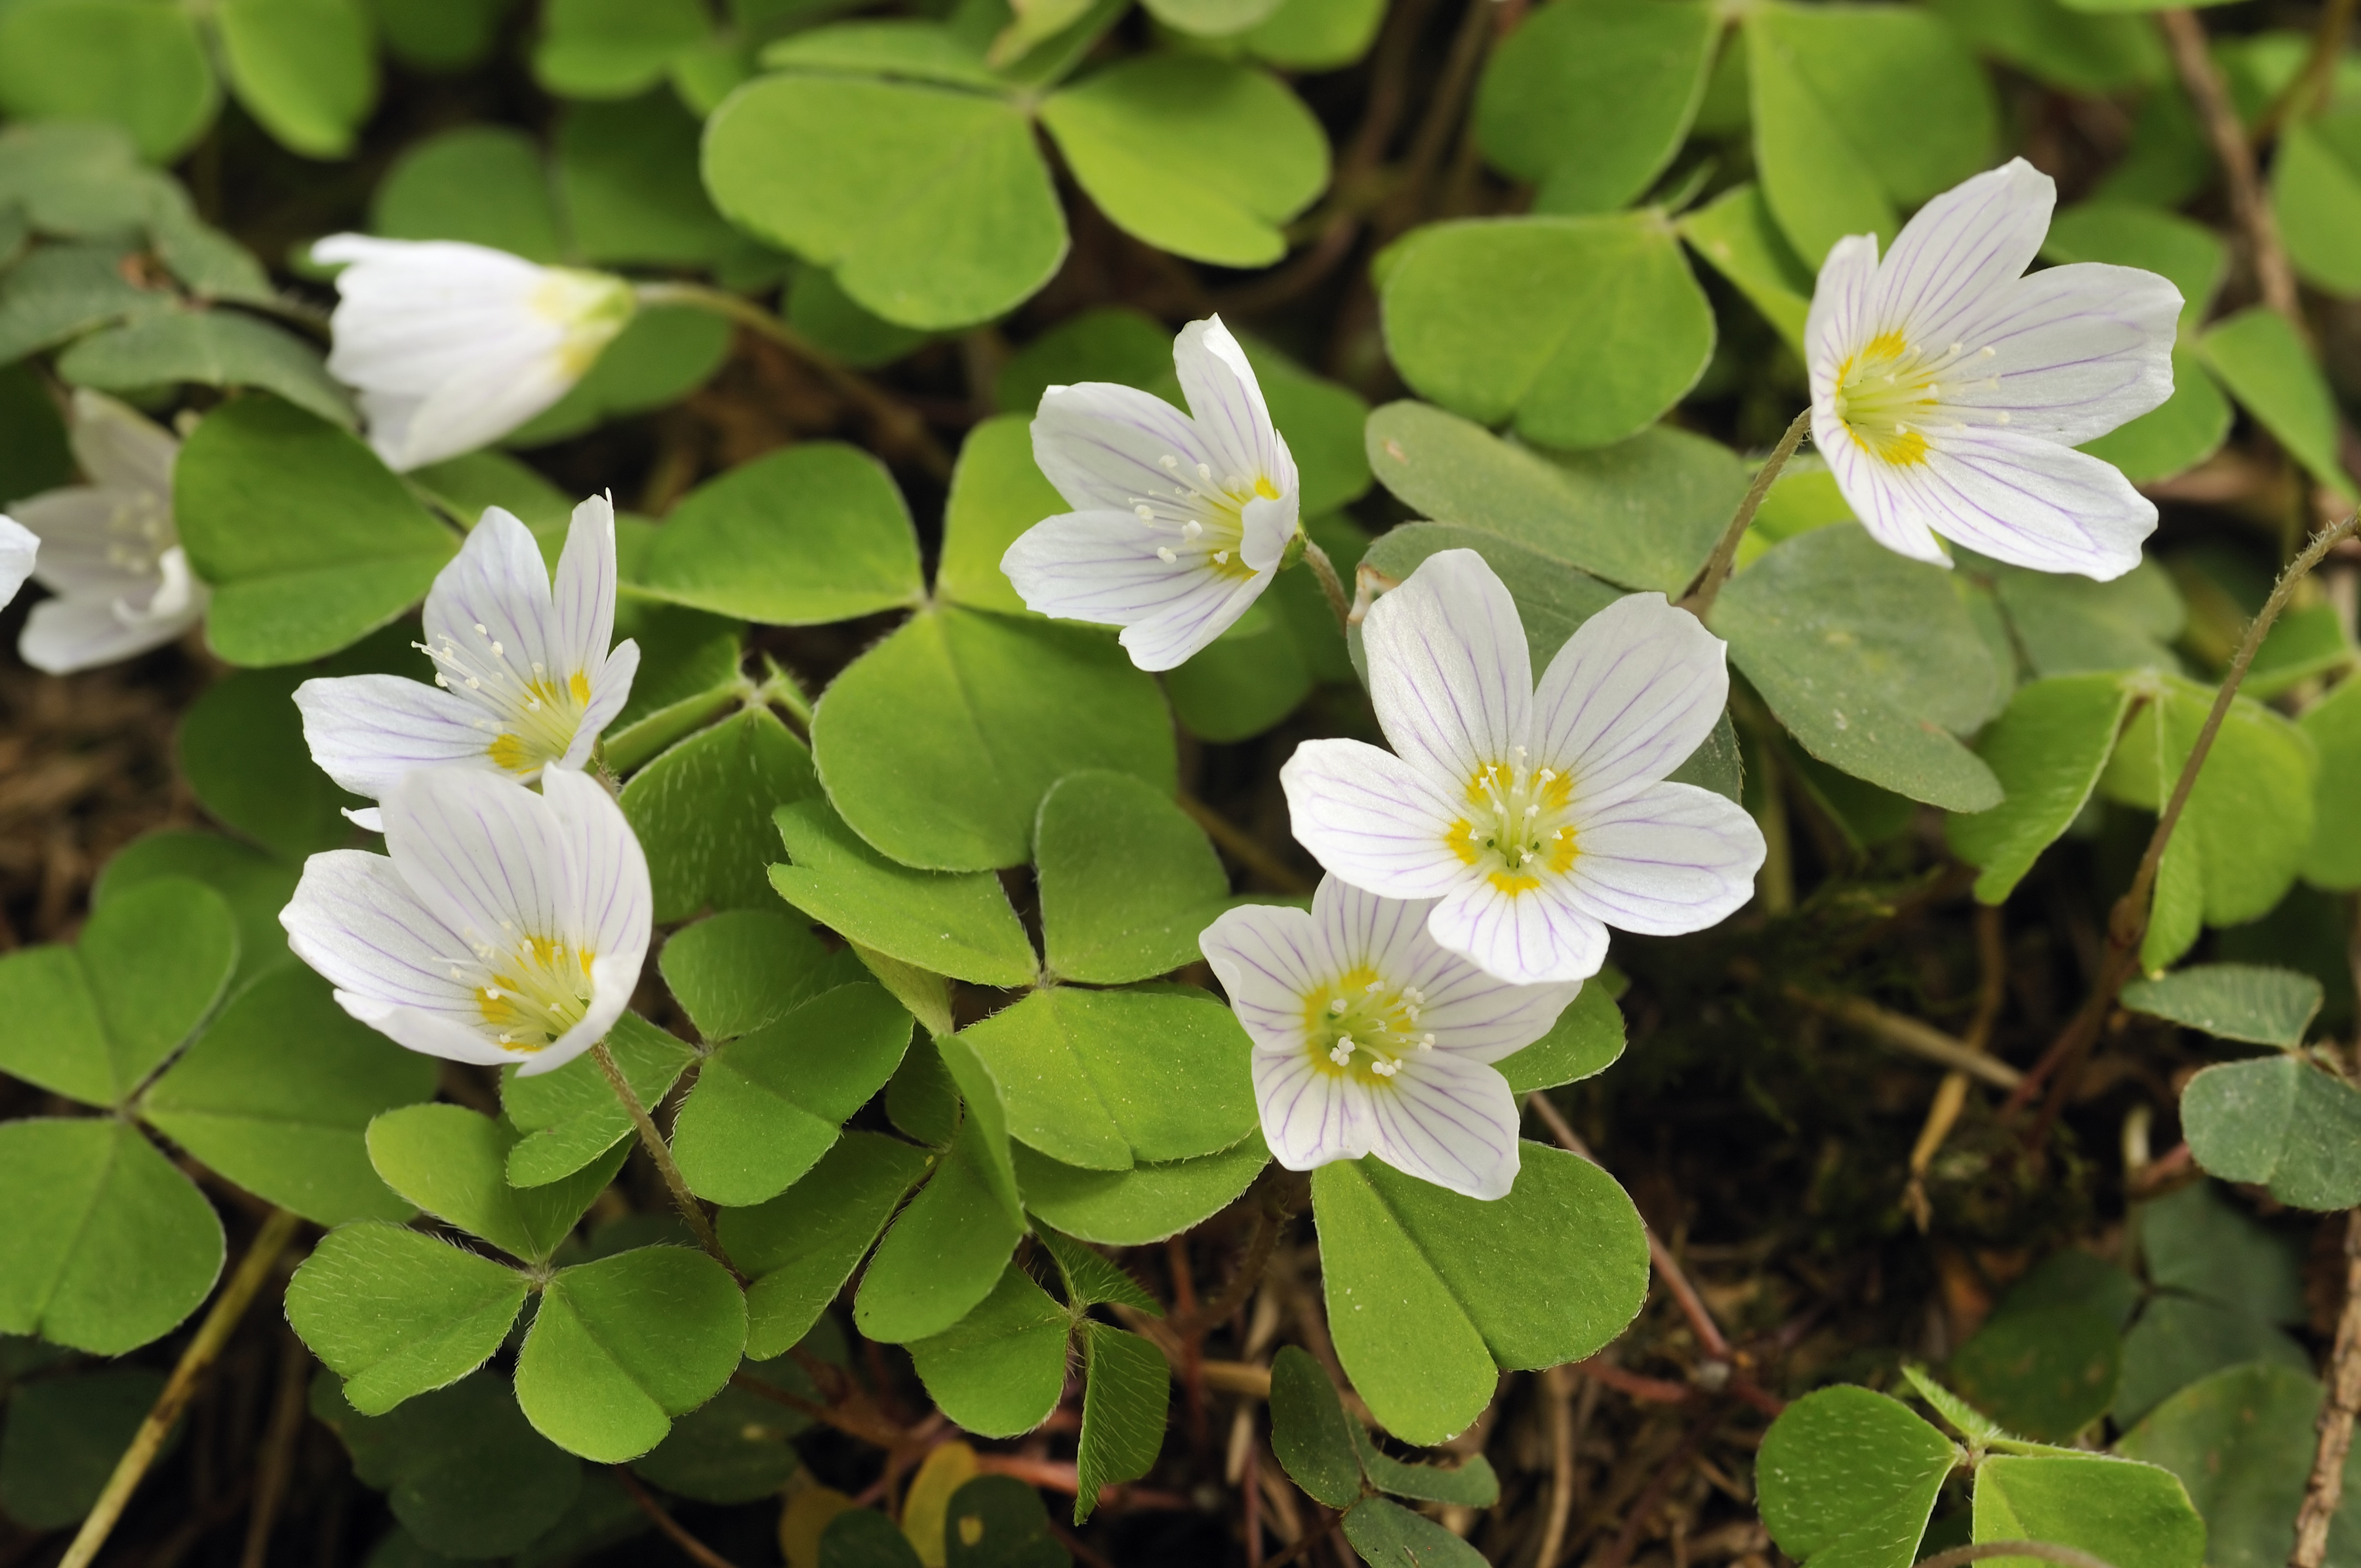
[1362,549,1534,787]
[1425,877,1608,987]
[1309,877,1433,986]
[1030,382,1214,515]
[1886,428,2156,580]
[1200,901,1325,1055]
[519,952,636,1075]
[1253,1051,1381,1171]
[20,593,194,673]
[1363,1053,1523,1199]
[1407,962,1582,1065]
[394,359,577,471]
[1564,782,1766,936]
[0,515,35,609]
[539,767,651,971]
[295,673,505,799]
[1001,508,1272,672]
[1817,420,1954,568]
[1870,158,2055,356]
[424,506,557,700]
[1944,262,2179,444]
[550,493,619,678]
[1806,233,1882,392]
[1280,739,1469,899]
[280,849,502,1061]
[9,491,140,597]
[380,767,572,952]
[334,992,527,1068]
[1531,592,1729,811]
[1239,489,1298,574]
[66,390,178,499]
[1174,317,1295,498]
[561,637,639,772]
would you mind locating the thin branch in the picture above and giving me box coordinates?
[1301,540,1352,635]
[1533,1365,1579,1568]
[2014,510,2361,1132]
[1262,1509,1346,1568]
[2292,1209,2361,1568]
[1786,984,2026,1090]
[615,1468,746,1568]
[239,1331,312,1568]
[1174,1197,1287,1337]
[1575,1359,1694,1405]
[2158,8,2303,325]
[591,1041,741,1281]
[61,1209,304,1568]
[1681,408,1814,618]
[1919,1544,2118,1568]
[634,281,953,479]
[1178,793,1312,895]
[2257,0,2358,143]
[1907,904,2008,1229]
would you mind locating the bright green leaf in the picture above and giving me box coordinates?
[1678,182,1816,352]
[1035,771,1228,986]
[2274,107,2361,296]
[938,413,1062,616]
[216,0,377,159]
[514,1245,746,1462]
[1757,1386,1958,1568]
[1495,981,1624,1093]
[284,1222,529,1415]
[660,909,860,1045]
[2198,307,2358,502]
[2301,675,2361,889]
[908,1266,1070,1439]
[0,0,218,163]
[501,1011,700,1188]
[1072,1322,1167,1523]
[1012,1134,1270,1247]
[622,707,824,926]
[371,125,564,262]
[720,1131,933,1360]
[1971,1452,2203,1568]
[770,798,1037,987]
[533,0,708,99]
[365,1104,624,1262]
[855,1117,1027,1344]
[1948,673,2136,904]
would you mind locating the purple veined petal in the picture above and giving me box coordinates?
[280,849,503,1060]
[423,506,561,710]
[549,493,620,679]
[294,673,504,799]
[381,767,571,954]
[1815,420,1956,569]
[1173,317,1293,497]
[558,637,640,772]
[1941,262,2179,445]
[66,390,178,499]
[1362,548,1535,788]
[1201,901,1325,1055]
[1238,486,1299,574]
[539,767,652,976]
[1426,875,1607,987]
[1564,781,1766,937]
[1120,572,1274,672]
[1871,159,2055,358]
[1405,960,1583,1065]
[1253,1049,1380,1171]
[1883,426,2156,579]
[1363,1053,1523,1200]
[1531,592,1731,813]
[1807,232,1881,394]
[999,507,1276,672]
[1309,877,1432,990]
[1280,738,1469,900]
[1030,381,1213,515]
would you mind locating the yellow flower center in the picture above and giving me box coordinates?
[533,268,636,376]
[1301,963,1433,1084]
[1831,329,1945,467]
[420,624,595,776]
[1445,749,1577,896]
[470,933,597,1055]
[1135,456,1283,580]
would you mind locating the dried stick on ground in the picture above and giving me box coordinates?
[2292,1209,2361,1568]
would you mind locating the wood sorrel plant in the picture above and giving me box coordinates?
[0,3,2358,1566]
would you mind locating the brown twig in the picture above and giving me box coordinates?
[1174,1197,1287,1337]
[2015,511,2361,1136]
[2292,1209,2361,1568]
[60,1209,304,1568]
[1787,984,2025,1089]
[1596,1409,1716,1568]
[615,1468,746,1568]
[238,1331,312,1568]
[1374,0,1496,243]
[1178,793,1312,895]
[2158,9,2303,325]
[1682,409,1815,619]
[590,1041,742,1281]
[1577,1359,1695,1405]
[1533,1364,1578,1568]
[1906,905,2009,1229]
[730,1367,908,1451]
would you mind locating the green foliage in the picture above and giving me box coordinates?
[286,1223,529,1414]
[0,1366,164,1529]
[720,1131,933,1359]
[2118,1364,2361,1568]
[1948,673,2136,902]
[624,708,822,925]
[770,799,1038,986]
[1072,1321,1167,1523]
[2122,963,2324,1047]
[1268,1345,1363,1508]
[2181,1056,2361,1211]
[514,1245,746,1462]
[908,1267,1070,1438]
[365,1104,624,1262]
[1758,1387,1958,1568]
[2198,307,2359,502]
[1011,1134,1270,1246]
[313,1373,584,1558]
[500,1013,699,1186]
[1035,771,1231,985]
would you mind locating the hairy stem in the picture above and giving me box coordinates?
[1681,407,1813,618]
[2159,8,2303,325]
[61,1209,304,1568]
[1302,538,1352,633]
[1175,1198,1285,1335]
[2292,1209,2361,1568]
[2015,510,2361,1131]
[592,1041,740,1281]
[632,281,952,479]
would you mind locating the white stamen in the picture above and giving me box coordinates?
[1156,546,1177,564]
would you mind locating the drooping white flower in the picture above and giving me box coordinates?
[1281,550,1765,988]
[9,392,206,673]
[294,495,639,826]
[1201,876,1580,1199]
[281,765,651,1075]
[313,235,636,472]
[0,515,35,614]
[1807,157,2181,580]
[1001,315,1301,672]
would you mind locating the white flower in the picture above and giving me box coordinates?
[0,515,35,614]
[1807,157,2181,580]
[1001,315,1301,672]
[281,765,651,1075]
[313,235,636,472]
[1200,876,1579,1199]
[1280,550,1765,988]
[9,392,207,673]
[294,494,639,826]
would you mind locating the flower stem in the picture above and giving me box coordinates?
[590,1040,741,1281]
[60,1208,304,1568]
[1680,407,1813,620]
[2293,1208,2361,1568]
[632,281,953,481]
[2012,508,2361,1136]
[1301,538,1352,632]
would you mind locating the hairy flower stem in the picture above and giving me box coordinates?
[1301,538,1352,633]
[1680,407,1813,619]
[592,1041,740,1281]
[632,281,952,480]
[61,1209,304,1568]
[2012,510,2361,1137]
